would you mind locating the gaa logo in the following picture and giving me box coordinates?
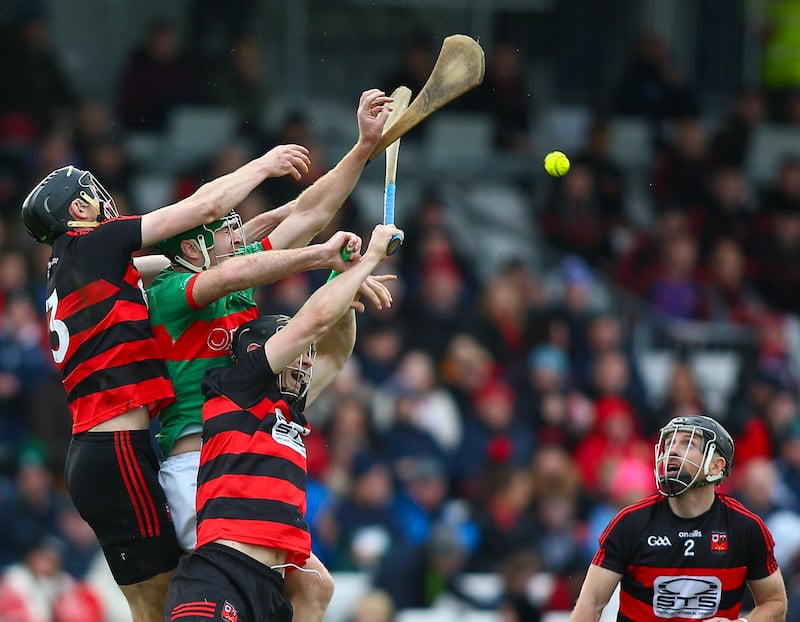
[653,576,721,618]
[647,535,672,547]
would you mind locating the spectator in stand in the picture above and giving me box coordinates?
[348,589,395,622]
[533,493,584,575]
[454,379,534,499]
[540,158,613,266]
[206,32,269,135]
[374,522,476,611]
[439,333,500,418]
[0,445,64,569]
[577,118,629,251]
[646,229,707,320]
[753,197,800,313]
[117,19,199,131]
[319,451,406,572]
[650,359,705,431]
[775,421,800,509]
[0,293,52,469]
[698,166,759,257]
[71,99,116,164]
[404,248,478,363]
[260,110,330,208]
[352,317,404,386]
[573,395,650,495]
[469,464,537,572]
[475,271,535,384]
[0,533,103,622]
[571,312,645,409]
[0,5,74,139]
[467,40,533,154]
[651,117,712,216]
[380,31,435,145]
[314,395,379,497]
[587,348,646,417]
[710,87,766,168]
[378,385,450,483]
[612,30,699,129]
[582,457,655,564]
[549,255,606,373]
[614,207,690,299]
[703,236,767,326]
[372,349,461,454]
[761,157,800,216]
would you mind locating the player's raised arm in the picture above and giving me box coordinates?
[266,89,392,250]
[140,144,310,248]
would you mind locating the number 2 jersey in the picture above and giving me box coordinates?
[46,217,175,433]
[592,492,778,622]
[196,344,311,566]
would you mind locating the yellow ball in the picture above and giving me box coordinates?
[544,150,570,177]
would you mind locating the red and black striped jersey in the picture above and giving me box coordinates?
[592,492,779,622]
[46,217,175,433]
[196,345,310,565]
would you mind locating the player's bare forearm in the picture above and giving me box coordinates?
[292,226,398,337]
[140,146,309,248]
[189,245,331,308]
[242,201,294,241]
[267,90,391,250]
[306,310,356,405]
[132,254,170,286]
[193,145,309,219]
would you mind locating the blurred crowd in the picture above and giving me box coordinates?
[2,3,800,622]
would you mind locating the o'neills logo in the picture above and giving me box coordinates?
[207,327,234,351]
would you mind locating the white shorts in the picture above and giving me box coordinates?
[158,451,201,552]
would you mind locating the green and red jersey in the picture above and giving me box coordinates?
[147,240,267,456]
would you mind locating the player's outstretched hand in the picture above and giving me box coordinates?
[365,224,404,261]
[323,231,362,272]
[357,89,393,147]
[351,274,397,313]
[259,144,311,180]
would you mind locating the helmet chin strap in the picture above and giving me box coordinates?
[67,195,103,230]
[66,220,100,229]
[173,237,213,272]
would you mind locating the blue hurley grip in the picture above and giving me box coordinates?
[384,182,396,225]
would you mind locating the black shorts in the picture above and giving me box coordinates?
[65,430,179,585]
[165,542,293,622]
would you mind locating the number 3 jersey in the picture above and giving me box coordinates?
[46,217,175,433]
[196,344,311,566]
[593,492,778,622]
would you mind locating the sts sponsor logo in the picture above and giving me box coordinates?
[653,576,721,618]
[272,408,308,458]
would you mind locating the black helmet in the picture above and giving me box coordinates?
[231,314,291,362]
[231,314,315,404]
[654,414,735,497]
[21,166,118,244]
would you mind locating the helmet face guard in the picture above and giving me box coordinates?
[71,170,118,224]
[231,314,315,405]
[654,415,733,497]
[160,211,245,272]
